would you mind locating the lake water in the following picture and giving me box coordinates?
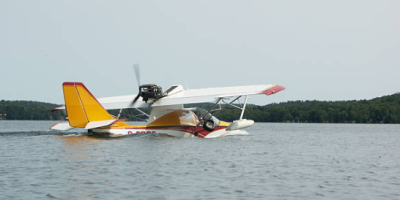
[0,121,399,200]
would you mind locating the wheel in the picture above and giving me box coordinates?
[203,120,215,132]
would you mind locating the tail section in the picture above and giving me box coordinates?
[63,82,117,129]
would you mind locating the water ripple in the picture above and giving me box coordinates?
[0,122,399,199]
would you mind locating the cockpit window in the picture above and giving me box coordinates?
[179,110,198,126]
[148,110,198,127]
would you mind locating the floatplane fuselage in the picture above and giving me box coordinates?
[51,81,284,138]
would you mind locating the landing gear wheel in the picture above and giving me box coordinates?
[203,120,215,132]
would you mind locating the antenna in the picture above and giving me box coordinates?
[183,78,190,89]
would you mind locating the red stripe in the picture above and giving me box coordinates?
[194,126,227,138]
[125,125,228,138]
[260,85,285,96]
[126,126,196,132]
[62,82,79,86]
[49,123,58,129]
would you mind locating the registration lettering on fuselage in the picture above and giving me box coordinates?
[134,131,156,134]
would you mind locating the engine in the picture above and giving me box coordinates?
[139,84,165,103]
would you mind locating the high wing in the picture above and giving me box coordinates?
[152,84,284,106]
[53,84,285,111]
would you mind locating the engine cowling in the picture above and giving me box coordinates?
[139,84,164,103]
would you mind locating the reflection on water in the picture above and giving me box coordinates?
[57,135,119,200]
[60,136,102,160]
[61,135,100,143]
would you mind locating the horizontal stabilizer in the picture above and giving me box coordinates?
[85,119,118,130]
[50,123,74,131]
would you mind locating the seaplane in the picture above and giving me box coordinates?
[50,64,285,138]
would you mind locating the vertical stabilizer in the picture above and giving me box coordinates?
[63,82,115,128]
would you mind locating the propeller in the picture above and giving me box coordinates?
[130,63,141,107]
[133,63,141,86]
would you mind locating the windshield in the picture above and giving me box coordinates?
[148,110,198,127]
[178,110,198,126]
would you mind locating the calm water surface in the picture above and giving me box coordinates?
[0,121,399,200]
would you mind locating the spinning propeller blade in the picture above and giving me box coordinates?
[130,63,142,107]
[133,63,141,86]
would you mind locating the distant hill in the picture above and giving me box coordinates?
[1,93,400,123]
[0,100,65,120]
[216,93,400,123]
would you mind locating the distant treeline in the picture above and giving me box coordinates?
[216,93,400,123]
[0,100,65,120]
[1,93,400,123]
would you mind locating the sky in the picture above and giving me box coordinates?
[0,0,399,105]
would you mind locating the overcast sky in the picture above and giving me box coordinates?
[1,0,399,105]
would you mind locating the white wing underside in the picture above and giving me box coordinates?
[54,84,285,111]
[152,84,277,106]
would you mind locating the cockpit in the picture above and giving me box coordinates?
[191,108,220,131]
[147,108,221,132]
[148,110,198,127]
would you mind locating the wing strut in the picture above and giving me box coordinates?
[239,95,249,120]
[203,98,223,121]
[135,108,149,117]
[220,95,249,120]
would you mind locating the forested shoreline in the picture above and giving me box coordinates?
[0,100,65,120]
[217,93,400,123]
[1,93,399,123]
